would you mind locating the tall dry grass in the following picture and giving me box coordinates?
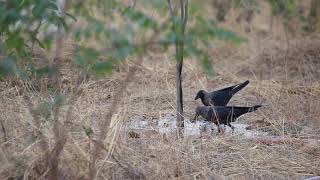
[1,2,320,180]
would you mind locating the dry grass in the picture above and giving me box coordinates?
[236,37,320,130]
[1,4,320,180]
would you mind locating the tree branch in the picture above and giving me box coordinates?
[167,0,175,19]
[0,118,7,143]
[182,0,188,33]
[180,0,185,22]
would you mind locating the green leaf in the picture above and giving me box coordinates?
[42,34,54,50]
[83,126,94,137]
[34,66,57,78]
[0,67,6,80]
[5,34,25,55]
[0,41,5,55]
[78,47,100,64]
[65,12,77,22]
[74,28,82,42]
[32,1,47,18]
[201,55,214,76]
[47,0,59,11]
[189,1,201,16]
[19,0,26,7]
[0,55,18,76]
[32,101,52,120]
[84,28,92,39]
[58,17,68,31]
[184,43,202,57]
[114,46,134,60]
[53,94,65,108]
[142,0,167,15]
[123,8,157,29]
[91,61,112,75]
[159,31,184,45]
[213,28,247,44]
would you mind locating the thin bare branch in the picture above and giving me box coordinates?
[0,119,7,143]
[182,0,189,32]
[167,0,175,19]
[180,0,185,22]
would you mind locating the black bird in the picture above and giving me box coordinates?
[191,105,261,133]
[195,80,250,106]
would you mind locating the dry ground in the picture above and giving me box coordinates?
[1,3,320,180]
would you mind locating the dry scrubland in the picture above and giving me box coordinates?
[1,2,320,180]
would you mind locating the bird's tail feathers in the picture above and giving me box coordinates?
[232,80,250,94]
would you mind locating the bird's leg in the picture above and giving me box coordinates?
[192,113,199,123]
[215,123,220,135]
[216,126,220,135]
[228,124,235,133]
[219,126,225,134]
[215,124,225,135]
[217,119,225,135]
[210,123,215,135]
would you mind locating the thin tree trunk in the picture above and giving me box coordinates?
[176,44,184,137]
[167,0,188,138]
[176,0,188,138]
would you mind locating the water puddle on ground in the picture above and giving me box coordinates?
[125,114,269,138]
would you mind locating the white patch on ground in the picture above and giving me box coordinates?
[126,114,269,138]
[126,118,149,130]
[156,114,205,136]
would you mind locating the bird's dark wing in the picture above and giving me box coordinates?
[213,107,235,122]
[207,80,250,106]
[207,84,239,106]
[210,105,261,125]
[213,80,250,94]
[225,105,261,119]
[214,84,237,93]
[209,91,232,106]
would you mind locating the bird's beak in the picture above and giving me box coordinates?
[195,95,199,100]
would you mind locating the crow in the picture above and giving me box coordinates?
[191,105,261,133]
[195,80,250,106]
